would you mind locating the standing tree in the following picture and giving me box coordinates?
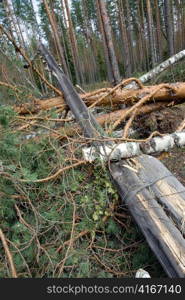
[63,0,84,84]
[43,0,69,77]
[117,0,132,77]
[146,0,157,67]
[164,0,174,56]
[96,0,121,85]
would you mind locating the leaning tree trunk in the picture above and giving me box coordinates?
[126,49,185,89]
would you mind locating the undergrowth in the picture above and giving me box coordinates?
[0,106,166,278]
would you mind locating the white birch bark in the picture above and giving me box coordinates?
[82,131,185,162]
[126,49,185,89]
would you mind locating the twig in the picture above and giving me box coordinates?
[17,116,72,122]
[110,83,176,133]
[56,230,89,253]
[89,77,144,108]
[177,118,185,131]
[0,80,20,92]
[75,84,86,94]
[92,252,127,276]
[122,108,138,138]
[0,161,87,183]
[0,228,18,278]
[0,24,62,96]
[57,195,76,277]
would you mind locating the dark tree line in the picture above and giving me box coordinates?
[0,0,185,91]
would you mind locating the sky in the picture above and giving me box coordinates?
[31,0,71,26]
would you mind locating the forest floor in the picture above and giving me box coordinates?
[160,147,185,186]
[1,63,185,278]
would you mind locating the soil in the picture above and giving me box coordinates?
[157,147,185,185]
[137,103,185,185]
[134,109,185,277]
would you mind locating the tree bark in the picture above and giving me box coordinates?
[146,0,157,67]
[43,0,69,77]
[127,49,185,88]
[110,156,185,277]
[154,0,163,62]
[118,0,132,77]
[14,81,185,114]
[63,0,84,85]
[82,131,185,162]
[96,0,114,83]
[96,0,121,85]
[164,0,175,56]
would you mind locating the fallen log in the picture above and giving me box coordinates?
[14,82,185,115]
[110,155,185,277]
[38,43,185,277]
[82,131,185,162]
[126,49,185,89]
[138,155,185,232]
[22,102,166,141]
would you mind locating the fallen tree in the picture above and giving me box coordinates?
[14,82,185,115]
[21,102,167,141]
[82,131,185,162]
[110,155,185,277]
[38,43,185,278]
[126,49,185,88]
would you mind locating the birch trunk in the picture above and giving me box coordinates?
[126,49,185,89]
[82,131,185,162]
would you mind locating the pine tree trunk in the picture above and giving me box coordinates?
[96,0,114,83]
[63,0,84,85]
[43,0,69,77]
[81,0,98,82]
[118,0,132,77]
[154,0,163,62]
[164,0,175,56]
[146,0,157,67]
[97,0,121,85]
[124,0,136,72]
